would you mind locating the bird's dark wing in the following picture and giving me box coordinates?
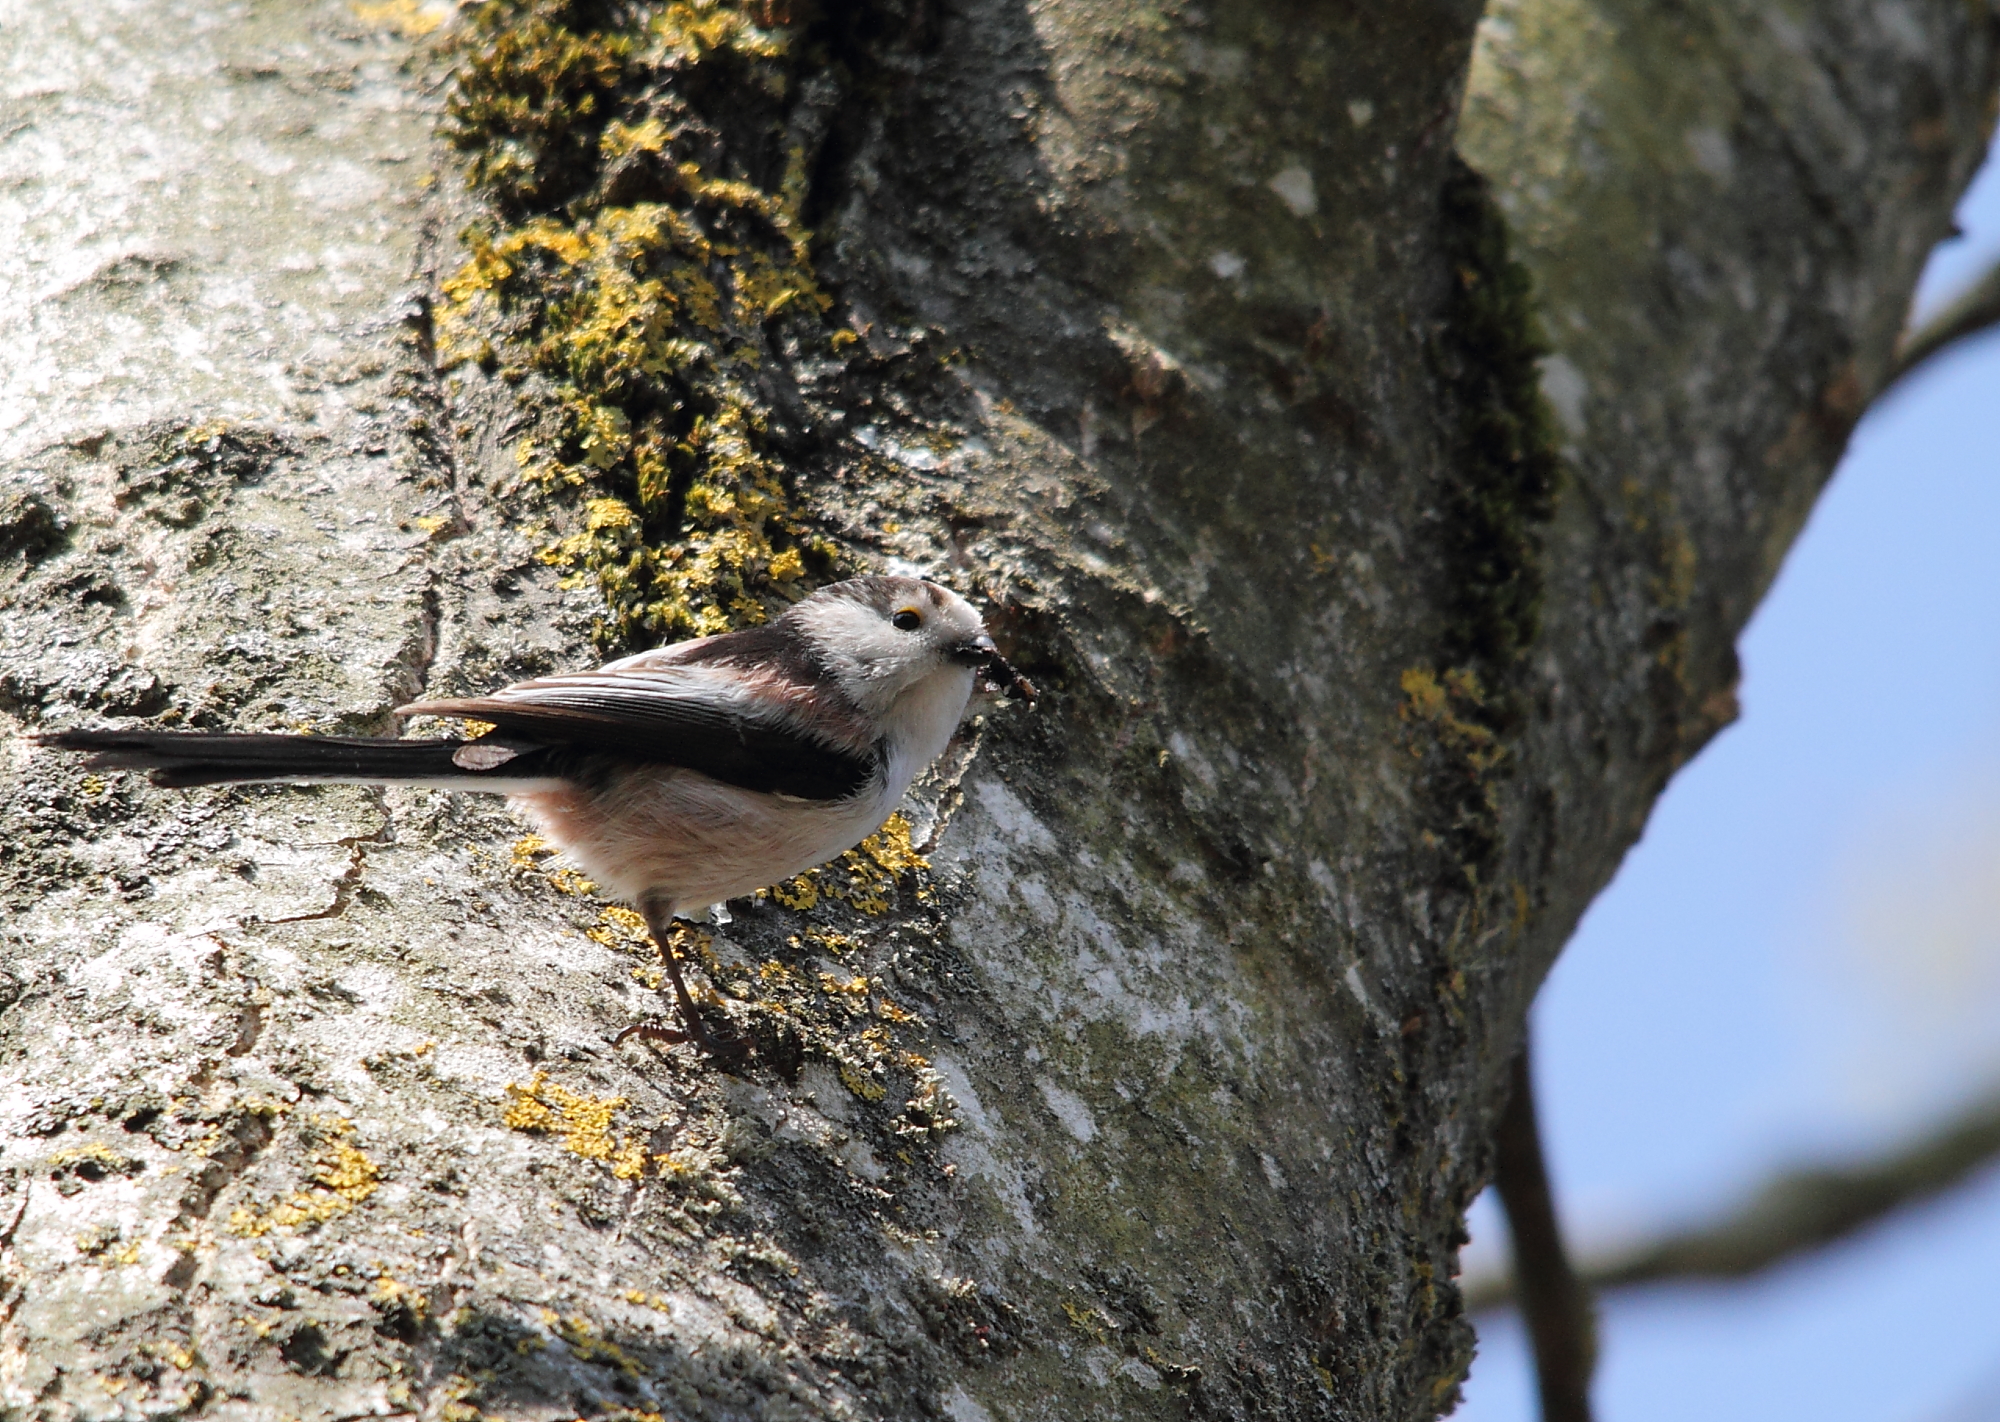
[409,664,881,802]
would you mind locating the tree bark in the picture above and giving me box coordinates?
[0,3,1991,1421]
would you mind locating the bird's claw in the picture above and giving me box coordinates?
[614,1020,690,1049]
[615,1015,750,1066]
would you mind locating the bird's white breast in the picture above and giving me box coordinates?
[880,664,976,803]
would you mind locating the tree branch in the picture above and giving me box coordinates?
[1468,1081,2000,1312]
[1493,1043,1598,1422]
[1886,255,2000,389]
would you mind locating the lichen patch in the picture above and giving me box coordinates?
[439,0,871,649]
[225,1117,381,1237]
[502,1070,651,1178]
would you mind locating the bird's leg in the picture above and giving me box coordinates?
[615,900,745,1063]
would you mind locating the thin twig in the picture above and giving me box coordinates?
[1492,1042,1597,1422]
[1885,255,2000,390]
[1468,1082,2000,1312]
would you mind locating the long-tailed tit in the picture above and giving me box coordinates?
[38,574,1035,1059]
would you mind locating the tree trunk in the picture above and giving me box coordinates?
[0,1,1989,1419]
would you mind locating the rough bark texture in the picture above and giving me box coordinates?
[0,2,1991,1420]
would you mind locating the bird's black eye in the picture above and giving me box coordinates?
[892,609,923,632]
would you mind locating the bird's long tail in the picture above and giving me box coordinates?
[34,728,547,790]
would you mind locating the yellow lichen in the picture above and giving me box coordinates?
[837,1062,888,1103]
[858,812,928,876]
[49,1141,135,1174]
[551,1312,644,1375]
[824,812,929,915]
[654,0,785,66]
[436,1373,492,1422]
[511,834,598,895]
[503,1072,652,1180]
[1062,1299,1111,1342]
[585,904,652,949]
[225,1119,381,1237]
[1398,667,1504,777]
[764,813,931,918]
[352,0,447,37]
[440,0,856,650]
[1398,663,1508,882]
[373,1275,431,1321]
[442,0,959,1114]
[441,7,633,211]
[74,1225,132,1260]
[798,927,860,956]
[768,874,819,910]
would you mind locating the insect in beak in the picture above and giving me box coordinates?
[953,634,1037,703]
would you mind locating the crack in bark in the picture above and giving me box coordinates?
[171,1110,279,1234]
[400,225,474,540]
[378,577,445,717]
[257,818,392,926]
[0,1177,29,1253]
[223,991,266,1059]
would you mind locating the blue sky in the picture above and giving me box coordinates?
[1455,153,2000,1422]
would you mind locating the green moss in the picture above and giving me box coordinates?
[1434,155,1560,676]
[1404,157,1562,886]
[438,0,862,647]
[442,3,631,212]
[1396,664,1505,879]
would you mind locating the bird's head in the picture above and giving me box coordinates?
[787,574,1034,718]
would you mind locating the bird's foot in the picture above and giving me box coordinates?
[614,1014,749,1067]
[613,1019,690,1049]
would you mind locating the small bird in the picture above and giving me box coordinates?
[37,574,1035,1059]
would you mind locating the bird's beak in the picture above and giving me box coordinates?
[953,633,1037,703]
[950,632,999,666]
